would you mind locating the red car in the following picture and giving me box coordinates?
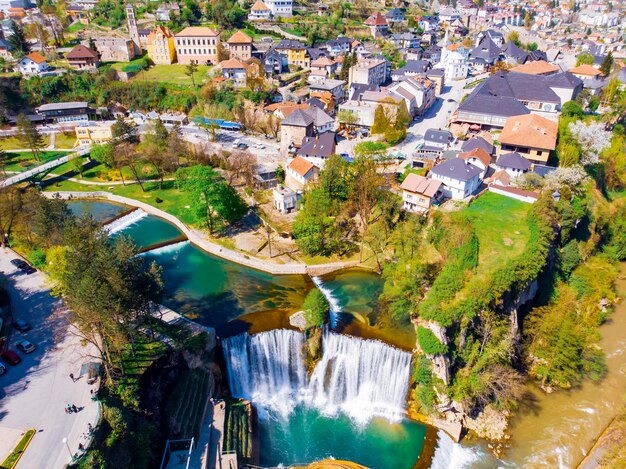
[1,350,21,366]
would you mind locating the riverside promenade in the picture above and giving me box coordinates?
[43,191,362,276]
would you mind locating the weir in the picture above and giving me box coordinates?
[222,329,412,424]
[138,234,189,254]
[103,208,148,234]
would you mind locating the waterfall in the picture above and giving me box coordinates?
[141,240,189,256]
[222,329,412,424]
[429,431,482,469]
[104,208,148,234]
[222,329,308,417]
[307,331,412,424]
[311,276,341,327]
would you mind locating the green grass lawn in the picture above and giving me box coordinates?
[0,135,50,151]
[54,132,77,149]
[3,151,69,172]
[108,55,150,72]
[133,64,211,86]
[43,178,197,225]
[1,429,36,469]
[463,191,531,277]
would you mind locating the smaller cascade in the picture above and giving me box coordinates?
[104,208,148,234]
[429,431,482,469]
[222,329,308,417]
[141,240,189,256]
[311,276,342,327]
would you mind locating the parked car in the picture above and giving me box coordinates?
[16,340,36,354]
[10,258,35,274]
[254,143,265,149]
[0,363,6,376]
[13,319,31,333]
[237,143,249,150]
[1,350,21,365]
[10,259,28,269]
[231,139,241,148]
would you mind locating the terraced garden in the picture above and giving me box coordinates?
[166,369,212,439]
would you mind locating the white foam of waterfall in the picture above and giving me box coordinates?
[311,276,341,327]
[140,240,189,256]
[104,208,148,234]
[429,431,482,469]
[222,329,412,425]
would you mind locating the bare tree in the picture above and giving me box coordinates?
[0,187,23,247]
[227,151,257,187]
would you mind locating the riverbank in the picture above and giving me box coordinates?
[43,191,364,276]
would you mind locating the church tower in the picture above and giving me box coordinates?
[126,4,140,56]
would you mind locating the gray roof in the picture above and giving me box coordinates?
[310,79,345,91]
[533,163,556,177]
[477,71,561,104]
[424,129,452,144]
[461,136,494,154]
[500,40,527,62]
[38,101,89,112]
[304,106,334,127]
[393,60,429,76]
[469,37,501,63]
[282,109,314,127]
[496,152,531,171]
[544,71,583,90]
[459,93,530,118]
[431,157,482,181]
[297,132,336,158]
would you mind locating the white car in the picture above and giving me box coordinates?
[232,139,241,148]
[16,340,36,354]
[254,143,265,149]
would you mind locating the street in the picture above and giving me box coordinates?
[0,250,99,469]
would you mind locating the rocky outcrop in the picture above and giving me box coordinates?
[464,405,510,441]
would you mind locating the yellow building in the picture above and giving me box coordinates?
[75,122,114,146]
[147,26,176,65]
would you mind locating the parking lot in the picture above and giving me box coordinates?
[0,249,99,468]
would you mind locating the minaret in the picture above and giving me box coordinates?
[126,4,140,56]
[440,28,449,64]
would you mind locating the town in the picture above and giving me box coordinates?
[0,0,626,468]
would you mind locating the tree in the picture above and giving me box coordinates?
[576,53,594,66]
[8,20,30,58]
[507,31,520,46]
[186,61,198,89]
[16,114,45,161]
[302,289,329,328]
[25,22,50,51]
[600,51,613,77]
[116,142,145,191]
[568,121,611,166]
[111,115,138,145]
[0,187,23,246]
[337,109,358,130]
[339,53,352,81]
[371,105,390,134]
[0,147,7,176]
[175,165,247,233]
[90,143,115,168]
[523,10,532,28]
[561,101,584,118]
[70,154,84,177]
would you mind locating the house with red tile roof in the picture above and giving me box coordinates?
[364,12,388,38]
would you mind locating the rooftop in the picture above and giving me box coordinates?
[288,156,316,177]
[496,152,532,171]
[228,30,253,44]
[401,173,442,197]
[509,60,559,76]
[431,157,482,181]
[175,26,219,37]
[500,114,558,151]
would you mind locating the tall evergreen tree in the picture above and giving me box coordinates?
[8,20,31,58]
[600,51,614,76]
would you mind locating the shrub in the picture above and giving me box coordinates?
[416,326,448,355]
[302,289,329,328]
[27,248,47,269]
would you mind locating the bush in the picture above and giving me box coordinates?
[27,248,47,269]
[302,289,329,328]
[416,326,448,355]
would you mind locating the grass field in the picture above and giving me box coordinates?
[43,178,196,225]
[0,135,50,151]
[463,192,531,274]
[3,151,69,172]
[1,429,36,469]
[132,64,212,86]
[54,132,77,149]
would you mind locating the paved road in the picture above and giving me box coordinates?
[0,250,99,469]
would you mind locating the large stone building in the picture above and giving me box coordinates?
[280,109,314,156]
[227,30,253,61]
[94,4,140,62]
[174,27,221,65]
[147,26,176,64]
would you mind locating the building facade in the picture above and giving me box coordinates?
[147,26,176,64]
[174,27,221,65]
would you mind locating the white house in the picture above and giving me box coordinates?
[429,157,483,200]
[273,185,301,213]
[264,0,292,17]
[495,152,532,179]
[249,0,272,21]
[18,52,48,76]
[285,156,319,190]
[437,31,468,80]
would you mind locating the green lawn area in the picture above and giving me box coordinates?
[54,132,77,149]
[3,151,69,172]
[108,55,150,72]
[0,135,50,151]
[133,64,211,86]
[463,191,531,276]
[43,178,197,225]
[1,429,35,469]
